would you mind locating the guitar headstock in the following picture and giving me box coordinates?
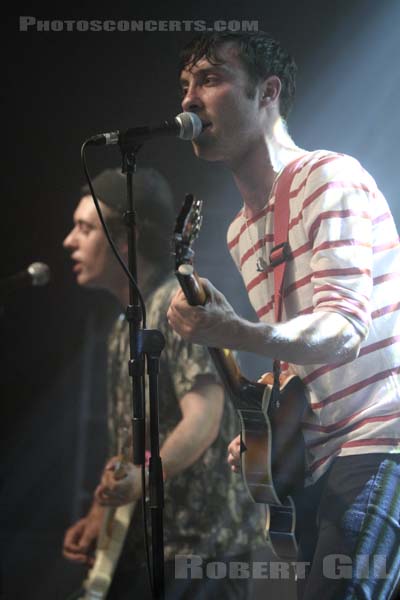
[173,193,203,269]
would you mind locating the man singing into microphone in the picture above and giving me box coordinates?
[62,167,265,599]
[167,31,400,599]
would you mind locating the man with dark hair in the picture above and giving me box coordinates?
[62,167,265,599]
[168,31,400,599]
[178,31,297,120]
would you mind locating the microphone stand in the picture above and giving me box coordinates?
[119,140,165,600]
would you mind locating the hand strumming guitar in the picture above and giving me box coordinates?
[62,502,104,566]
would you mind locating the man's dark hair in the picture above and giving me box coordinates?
[81,167,175,268]
[179,31,297,120]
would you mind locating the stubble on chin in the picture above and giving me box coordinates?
[191,138,223,162]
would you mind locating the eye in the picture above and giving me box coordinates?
[78,223,92,235]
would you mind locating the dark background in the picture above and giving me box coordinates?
[1,1,399,598]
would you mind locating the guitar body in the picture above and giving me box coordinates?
[237,375,307,558]
[173,194,308,559]
[77,431,135,600]
[81,502,136,600]
[239,375,305,504]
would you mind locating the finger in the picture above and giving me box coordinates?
[199,277,212,294]
[95,484,125,506]
[97,494,125,507]
[63,549,90,563]
[227,452,240,468]
[64,523,84,548]
[104,456,121,471]
[227,436,241,455]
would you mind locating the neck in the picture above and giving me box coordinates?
[110,254,169,309]
[229,117,304,218]
[113,278,130,308]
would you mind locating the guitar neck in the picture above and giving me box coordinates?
[176,265,249,400]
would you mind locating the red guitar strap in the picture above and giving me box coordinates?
[269,155,306,391]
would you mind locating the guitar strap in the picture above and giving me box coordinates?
[269,155,307,397]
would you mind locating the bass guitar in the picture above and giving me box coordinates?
[173,194,308,559]
[81,429,136,599]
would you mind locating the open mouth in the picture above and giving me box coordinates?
[72,261,82,273]
[200,121,212,134]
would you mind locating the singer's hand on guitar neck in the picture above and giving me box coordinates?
[95,458,142,507]
[167,278,242,349]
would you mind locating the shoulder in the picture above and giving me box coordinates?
[297,150,373,184]
[147,275,178,314]
[227,208,244,245]
[108,313,127,345]
[226,208,245,269]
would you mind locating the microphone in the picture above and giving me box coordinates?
[86,112,203,147]
[0,262,50,297]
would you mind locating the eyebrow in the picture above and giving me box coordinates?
[74,218,96,229]
[179,63,231,87]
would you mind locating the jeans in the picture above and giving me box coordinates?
[293,453,400,600]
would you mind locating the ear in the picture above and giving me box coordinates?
[260,75,281,107]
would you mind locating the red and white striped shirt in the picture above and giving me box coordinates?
[227,150,400,483]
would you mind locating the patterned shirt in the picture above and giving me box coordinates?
[107,274,265,563]
[227,150,400,484]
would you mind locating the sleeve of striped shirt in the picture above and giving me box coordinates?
[300,153,374,339]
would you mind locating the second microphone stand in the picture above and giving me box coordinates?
[120,143,165,600]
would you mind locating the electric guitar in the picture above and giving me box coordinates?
[81,429,136,599]
[173,194,308,558]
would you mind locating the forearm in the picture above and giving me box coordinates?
[87,499,106,519]
[168,281,364,365]
[160,384,224,479]
[234,311,363,365]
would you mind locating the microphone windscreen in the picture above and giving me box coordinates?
[28,262,50,286]
[175,112,203,141]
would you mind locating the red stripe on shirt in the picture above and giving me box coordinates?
[289,154,345,198]
[372,211,392,225]
[309,438,400,473]
[246,271,269,293]
[313,284,369,302]
[284,274,313,297]
[308,209,370,243]
[312,239,371,255]
[257,299,274,319]
[313,267,371,279]
[284,267,370,300]
[372,302,400,319]
[227,207,273,251]
[304,410,400,435]
[341,438,400,449]
[290,241,312,260]
[303,335,400,385]
[373,272,400,285]
[310,366,400,410]
[240,234,274,268]
[373,238,400,254]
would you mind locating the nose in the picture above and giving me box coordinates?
[63,228,77,250]
[181,83,203,113]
